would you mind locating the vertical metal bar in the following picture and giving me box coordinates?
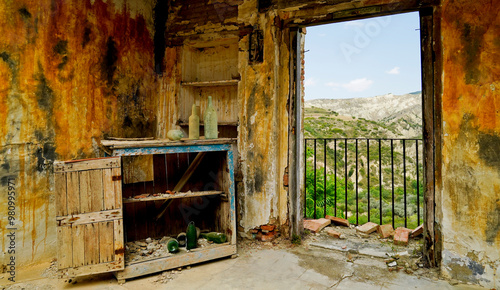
[379,139,382,225]
[367,139,370,222]
[355,139,359,225]
[324,139,327,217]
[334,139,337,216]
[314,139,317,219]
[344,139,348,221]
[403,139,407,228]
[416,139,420,225]
[304,139,307,218]
[391,140,395,229]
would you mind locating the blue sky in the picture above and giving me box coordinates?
[304,12,421,100]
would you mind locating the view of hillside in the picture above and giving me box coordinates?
[304,92,424,229]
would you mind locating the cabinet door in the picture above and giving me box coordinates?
[54,157,124,277]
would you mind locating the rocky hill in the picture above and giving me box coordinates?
[304,92,422,139]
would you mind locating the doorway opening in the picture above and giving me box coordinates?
[291,9,440,267]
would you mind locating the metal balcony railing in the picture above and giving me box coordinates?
[304,138,423,229]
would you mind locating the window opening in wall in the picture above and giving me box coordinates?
[302,12,424,250]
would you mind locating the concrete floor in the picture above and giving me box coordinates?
[1,241,485,290]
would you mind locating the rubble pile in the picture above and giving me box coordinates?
[250,224,279,242]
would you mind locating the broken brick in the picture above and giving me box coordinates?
[325,215,350,227]
[250,229,259,234]
[303,218,331,233]
[356,222,379,234]
[261,224,276,232]
[411,224,423,238]
[378,224,395,239]
[327,229,341,238]
[394,227,411,246]
[260,231,277,242]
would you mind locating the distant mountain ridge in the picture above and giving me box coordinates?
[305,92,421,122]
[304,92,422,139]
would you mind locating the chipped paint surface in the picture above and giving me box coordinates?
[0,0,158,268]
[440,0,500,287]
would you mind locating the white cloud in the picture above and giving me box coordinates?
[326,78,373,92]
[344,21,365,28]
[304,77,318,87]
[386,67,400,75]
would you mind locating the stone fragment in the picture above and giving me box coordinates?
[303,218,331,233]
[394,227,411,246]
[388,261,397,267]
[136,241,147,247]
[411,224,424,238]
[325,215,350,227]
[146,237,152,243]
[356,222,379,234]
[377,224,395,239]
[327,229,342,238]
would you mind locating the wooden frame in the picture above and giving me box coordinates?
[287,2,441,267]
[106,139,238,282]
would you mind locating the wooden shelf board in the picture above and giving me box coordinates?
[101,137,236,149]
[181,80,239,87]
[177,121,238,126]
[115,244,236,281]
[123,191,224,203]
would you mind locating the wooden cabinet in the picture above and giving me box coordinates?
[54,139,237,282]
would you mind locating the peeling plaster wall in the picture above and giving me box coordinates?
[0,0,158,268]
[439,0,500,287]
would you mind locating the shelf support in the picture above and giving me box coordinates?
[155,152,206,220]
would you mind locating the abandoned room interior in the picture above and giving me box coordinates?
[0,0,498,288]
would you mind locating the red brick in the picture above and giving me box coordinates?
[261,224,276,232]
[261,231,277,242]
[378,224,395,239]
[326,229,341,238]
[394,227,410,246]
[325,215,350,227]
[356,222,379,234]
[303,218,331,233]
[411,224,424,238]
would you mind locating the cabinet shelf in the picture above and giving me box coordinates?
[123,190,225,203]
[181,80,239,87]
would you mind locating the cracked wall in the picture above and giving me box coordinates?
[440,0,500,287]
[0,0,159,269]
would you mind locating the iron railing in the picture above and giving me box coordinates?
[304,138,423,229]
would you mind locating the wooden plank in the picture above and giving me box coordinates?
[124,191,224,203]
[54,157,120,173]
[155,152,207,220]
[181,79,239,87]
[113,167,122,209]
[114,244,236,281]
[89,169,104,212]
[84,223,99,266]
[54,172,68,217]
[100,138,237,149]
[113,219,125,265]
[72,225,85,267]
[60,260,124,278]
[57,226,73,269]
[57,209,123,226]
[66,171,80,215]
[99,222,114,263]
[79,171,91,213]
[107,137,155,141]
[103,168,115,210]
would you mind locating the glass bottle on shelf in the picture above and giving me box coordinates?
[189,104,200,139]
[204,96,218,139]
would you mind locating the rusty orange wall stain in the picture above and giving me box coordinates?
[0,0,159,267]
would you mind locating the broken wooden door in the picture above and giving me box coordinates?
[54,157,124,277]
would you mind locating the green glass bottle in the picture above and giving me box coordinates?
[186,221,197,250]
[204,96,218,139]
[167,238,179,253]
